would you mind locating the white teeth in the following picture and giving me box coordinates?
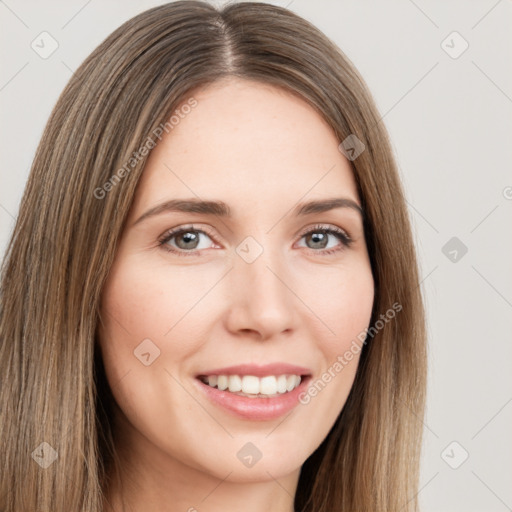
[260,376,277,395]
[217,375,228,391]
[242,375,260,394]
[200,374,303,397]
[276,375,287,394]
[286,375,299,392]
[228,375,242,392]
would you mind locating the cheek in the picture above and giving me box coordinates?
[98,256,216,366]
[297,256,375,347]
[96,257,230,471]
[291,258,374,431]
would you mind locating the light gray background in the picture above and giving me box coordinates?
[1,1,511,510]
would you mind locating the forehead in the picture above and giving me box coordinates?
[131,78,359,216]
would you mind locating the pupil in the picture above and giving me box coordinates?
[308,231,327,249]
[177,231,199,249]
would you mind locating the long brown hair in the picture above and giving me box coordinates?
[0,2,427,510]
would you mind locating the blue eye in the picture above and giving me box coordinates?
[158,224,352,257]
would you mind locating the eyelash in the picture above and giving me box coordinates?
[157,223,353,257]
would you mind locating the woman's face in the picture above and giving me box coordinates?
[98,77,374,484]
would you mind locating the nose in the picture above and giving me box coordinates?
[224,242,297,341]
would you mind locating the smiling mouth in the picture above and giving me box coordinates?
[197,373,308,398]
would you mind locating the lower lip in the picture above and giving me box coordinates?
[194,376,311,421]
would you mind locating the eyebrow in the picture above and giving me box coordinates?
[133,197,363,226]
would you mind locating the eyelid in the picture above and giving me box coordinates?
[296,223,352,241]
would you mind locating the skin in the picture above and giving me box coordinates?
[98,77,374,512]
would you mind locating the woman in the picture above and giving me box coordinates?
[0,2,427,511]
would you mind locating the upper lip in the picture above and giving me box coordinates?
[196,363,312,378]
